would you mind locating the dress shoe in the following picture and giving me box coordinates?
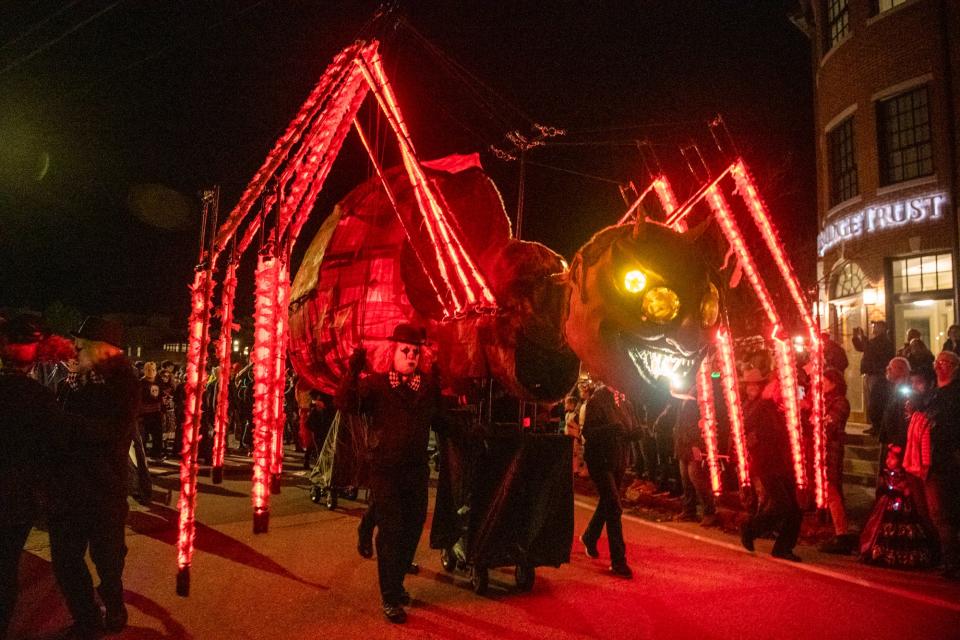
[382,602,407,624]
[579,534,599,559]
[104,604,128,634]
[740,525,755,552]
[406,562,420,575]
[609,562,633,579]
[772,550,802,562]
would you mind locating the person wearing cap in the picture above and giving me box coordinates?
[336,323,442,624]
[739,366,802,562]
[0,315,64,639]
[48,317,139,637]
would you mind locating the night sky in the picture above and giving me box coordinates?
[0,0,815,323]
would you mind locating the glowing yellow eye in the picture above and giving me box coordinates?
[624,270,647,293]
[642,287,680,324]
[701,283,720,328]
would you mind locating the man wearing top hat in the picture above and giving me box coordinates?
[49,317,140,638]
[336,323,442,624]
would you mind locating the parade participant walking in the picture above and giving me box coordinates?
[49,317,139,638]
[579,382,633,578]
[739,368,802,562]
[0,315,61,640]
[336,323,441,624]
[818,368,854,554]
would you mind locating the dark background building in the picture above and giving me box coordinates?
[801,0,960,419]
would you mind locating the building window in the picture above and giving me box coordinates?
[873,0,907,14]
[877,86,934,185]
[831,262,867,299]
[892,253,953,294]
[825,0,850,49]
[827,117,858,206]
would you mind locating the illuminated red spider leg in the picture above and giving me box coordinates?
[353,57,466,314]
[649,175,688,233]
[269,257,290,493]
[695,360,723,495]
[360,50,497,312]
[213,42,373,255]
[731,160,825,507]
[276,63,370,240]
[617,180,657,225]
[664,166,734,230]
[285,66,372,245]
[716,326,750,487]
[353,119,449,311]
[252,253,280,533]
[704,185,807,489]
[176,268,215,596]
[211,259,239,483]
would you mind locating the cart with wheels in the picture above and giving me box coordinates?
[308,410,367,510]
[431,428,573,594]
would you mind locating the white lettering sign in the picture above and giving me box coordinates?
[818,193,948,256]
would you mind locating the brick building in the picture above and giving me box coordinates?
[798,0,960,419]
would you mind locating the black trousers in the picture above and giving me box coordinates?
[583,440,627,564]
[744,474,801,554]
[49,505,128,627]
[368,465,428,605]
[141,413,164,457]
[1,523,31,639]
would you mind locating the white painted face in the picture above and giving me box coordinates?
[393,342,420,376]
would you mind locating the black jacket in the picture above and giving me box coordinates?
[0,368,62,526]
[52,355,140,516]
[926,378,960,478]
[743,396,793,480]
[852,333,895,376]
[336,370,442,471]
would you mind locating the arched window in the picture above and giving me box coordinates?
[830,262,867,299]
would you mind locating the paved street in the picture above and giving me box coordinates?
[10,457,960,640]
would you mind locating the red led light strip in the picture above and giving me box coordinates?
[716,326,750,486]
[358,51,497,315]
[731,160,824,505]
[214,43,372,255]
[704,185,806,488]
[251,254,279,532]
[176,269,213,593]
[695,361,722,495]
[269,259,290,487]
[353,118,446,307]
[211,261,238,478]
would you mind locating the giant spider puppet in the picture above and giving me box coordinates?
[175,39,821,594]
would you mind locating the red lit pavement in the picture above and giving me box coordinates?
[11,462,960,640]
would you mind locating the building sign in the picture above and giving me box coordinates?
[818,193,948,256]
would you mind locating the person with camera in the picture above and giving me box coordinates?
[853,322,895,437]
